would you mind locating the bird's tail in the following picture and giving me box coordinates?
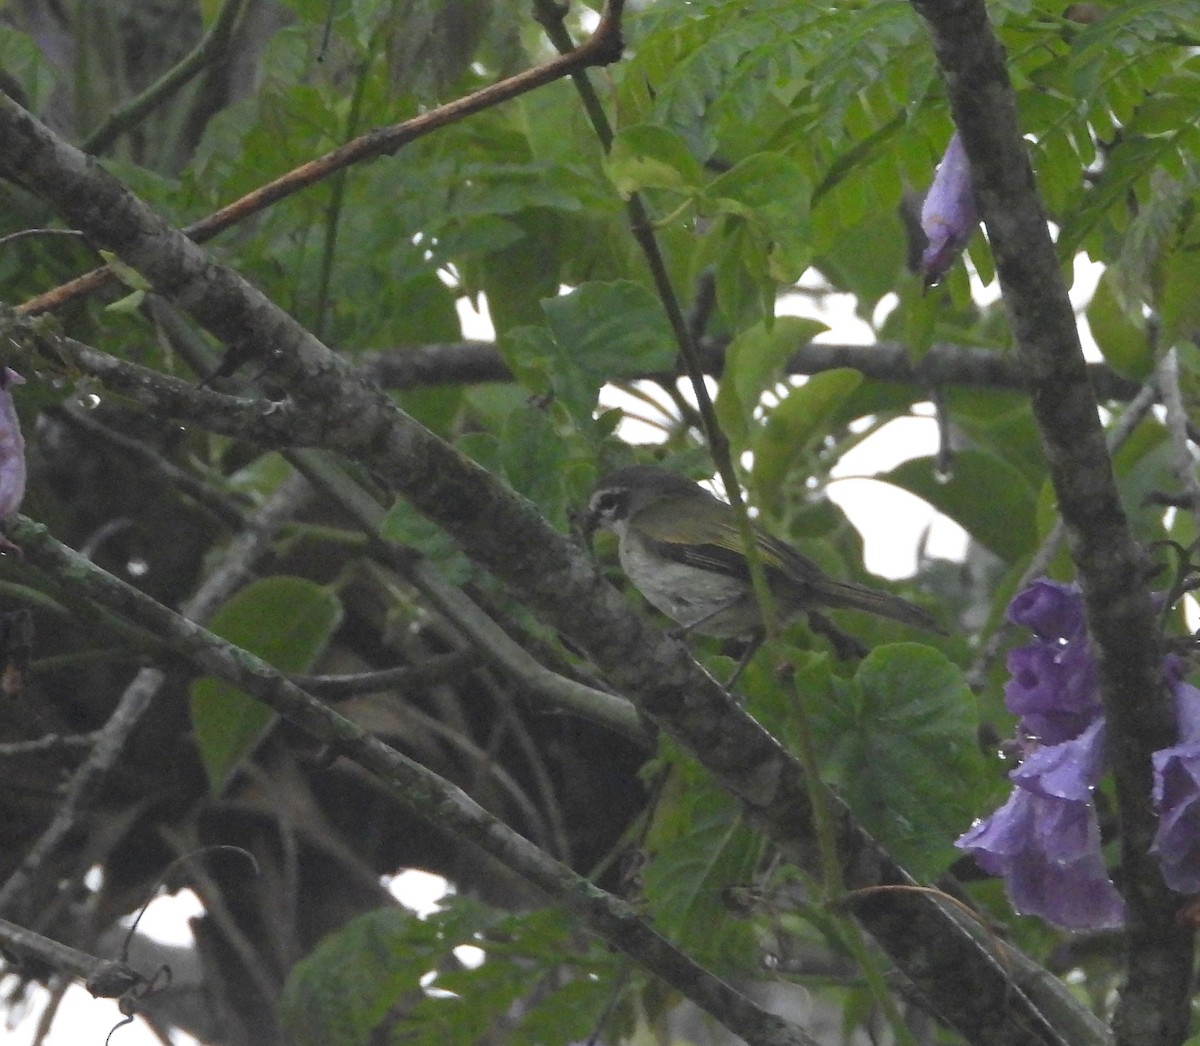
[815,579,945,634]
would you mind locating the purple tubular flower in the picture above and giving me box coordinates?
[1003,580,1102,745]
[0,368,26,520]
[1151,670,1200,893]
[962,577,1200,927]
[957,719,1125,929]
[1007,579,1084,639]
[920,132,979,284]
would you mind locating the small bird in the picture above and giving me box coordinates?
[584,465,941,650]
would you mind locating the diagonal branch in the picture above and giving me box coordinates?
[909,1,1193,1043]
[7,514,817,1046]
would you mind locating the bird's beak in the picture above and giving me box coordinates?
[570,504,600,549]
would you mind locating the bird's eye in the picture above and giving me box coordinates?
[592,489,626,518]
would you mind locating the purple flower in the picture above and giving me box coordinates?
[958,719,1125,929]
[1007,579,1085,640]
[0,368,25,522]
[1004,580,1102,745]
[920,132,979,284]
[1151,670,1200,893]
[961,578,1200,926]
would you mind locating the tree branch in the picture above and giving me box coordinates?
[80,0,248,155]
[909,1,1193,1042]
[0,472,313,921]
[355,338,1143,400]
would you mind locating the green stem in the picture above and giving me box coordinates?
[313,53,372,339]
[81,0,248,155]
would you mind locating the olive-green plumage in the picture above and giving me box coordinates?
[585,465,941,639]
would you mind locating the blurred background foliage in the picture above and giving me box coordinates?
[0,0,1199,1043]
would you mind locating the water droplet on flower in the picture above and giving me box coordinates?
[933,466,952,485]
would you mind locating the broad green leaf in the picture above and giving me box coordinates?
[534,280,677,424]
[379,498,474,585]
[1160,231,1200,350]
[541,280,676,377]
[714,316,828,448]
[812,644,990,879]
[882,450,1038,562]
[282,902,612,1046]
[281,908,421,1046]
[708,154,807,225]
[641,764,764,972]
[496,325,556,398]
[191,577,342,792]
[607,124,704,196]
[751,368,862,503]
[1087,271,1151,380]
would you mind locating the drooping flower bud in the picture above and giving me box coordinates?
[920,132,979,284]
[0,368,27,540]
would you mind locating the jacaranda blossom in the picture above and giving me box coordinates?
[920,132,979,285]
[1151,665,1200,894]
[957,578,1200,929]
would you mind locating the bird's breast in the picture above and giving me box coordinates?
[618,530,753,636]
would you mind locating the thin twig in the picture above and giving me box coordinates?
[0,473,312,919]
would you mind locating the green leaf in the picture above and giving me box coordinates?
[642,756,764,972]
[190,577,342,793]
[98,250,151,291]
[881,450,1038,562]
[751,368,863,503]
[714,316,828,449]
[541,280,676,377]
[378,498,474,585]
[1087,271,1151,379]
[282,901,613,1046]
[812,644,990,880]
[607,124,704,196]
[532,280,677,424]
[281,908,421,1046]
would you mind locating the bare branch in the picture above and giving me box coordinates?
[356,338,1143,400]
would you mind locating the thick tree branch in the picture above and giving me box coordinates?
[909,2,1193,1043]
[0,84,1085,1045]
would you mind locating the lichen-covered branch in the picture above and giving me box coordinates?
[7,513,817,1046]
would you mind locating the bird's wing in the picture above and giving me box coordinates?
[631,499,826,584]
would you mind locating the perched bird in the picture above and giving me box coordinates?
[583,465,941,647]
